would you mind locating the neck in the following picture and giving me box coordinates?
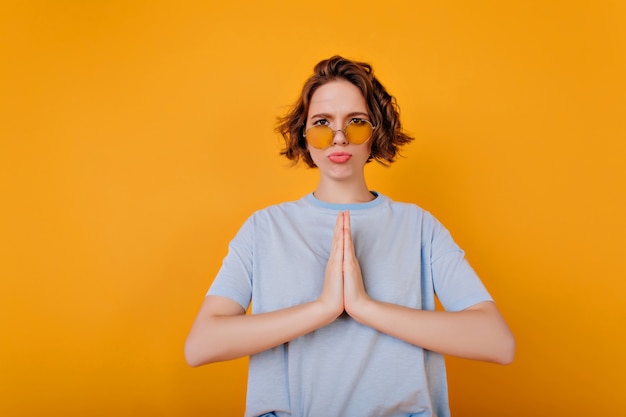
[313,178,374,204]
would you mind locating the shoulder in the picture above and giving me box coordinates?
[378,196,450,245]
[239,196,310,230]
[382,194,437,223]
[250,197,306,218]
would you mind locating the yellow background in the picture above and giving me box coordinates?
[1,1,625,415]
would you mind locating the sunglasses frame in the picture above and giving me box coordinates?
[303,119,376,149]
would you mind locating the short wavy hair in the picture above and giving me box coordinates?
[276,55,414,168]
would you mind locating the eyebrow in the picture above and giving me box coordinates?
[310,112,370,119]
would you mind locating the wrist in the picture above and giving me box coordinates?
[312,298,343,325]
[345,295,375,324]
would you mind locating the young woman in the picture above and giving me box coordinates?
[185,56,515,417]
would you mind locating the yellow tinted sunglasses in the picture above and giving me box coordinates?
[304,119,375,149]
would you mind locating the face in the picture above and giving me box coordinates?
[305,80,372,180]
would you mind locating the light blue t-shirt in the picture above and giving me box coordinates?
[208,192,492,417]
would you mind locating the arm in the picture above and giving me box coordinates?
[184,213,346,367]
[184,295,338,366]
[341,211,515,365]
[347,298,515,365]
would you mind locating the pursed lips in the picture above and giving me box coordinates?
[328,152,352,163]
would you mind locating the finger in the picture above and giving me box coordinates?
[328,212,344,264]
[343,211,355,257]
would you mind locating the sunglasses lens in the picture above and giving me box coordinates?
[306,126,333,149]
[345,120,373,144]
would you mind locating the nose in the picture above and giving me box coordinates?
[332,129,348,145]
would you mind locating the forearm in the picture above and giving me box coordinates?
[350,300,515,364]
[185,299,337,366]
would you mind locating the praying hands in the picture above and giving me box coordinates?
[318,211,371,319]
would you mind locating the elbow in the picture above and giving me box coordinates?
[493,332,516,365]
[184,340,203,367]
[185,334,232,367]
[184,336,217,367]
[185,354,203,368]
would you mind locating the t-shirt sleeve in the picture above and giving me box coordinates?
[428,216,493,311]
[206,215,255,311]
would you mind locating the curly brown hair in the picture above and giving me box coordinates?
[276,56,414,168]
